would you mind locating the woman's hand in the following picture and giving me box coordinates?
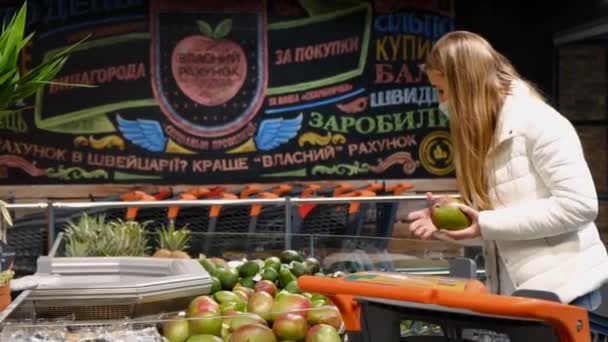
[408,193,482,240]
[439,204,482,240]
[408,192,441,240]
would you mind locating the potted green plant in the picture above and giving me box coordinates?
[0,1,89,120]
[0,269,14,311]
[0,200,13,312]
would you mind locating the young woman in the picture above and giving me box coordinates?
[408,31,608,310]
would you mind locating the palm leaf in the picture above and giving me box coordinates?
[0,1,87,113]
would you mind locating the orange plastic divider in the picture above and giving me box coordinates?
[120,190,154,202]
[298,272,589,342]
[301,184,321,198]
[167,193,196,220]
[188,187,211,199]
[120,190,156,220]
[167,187,211,220]
[154,189,173,200]
[207,186,226,198]
[273,184,293,196]
[333,183,353,196]
[241,184,262,198]
[365,183,384,193]
[386,182,414,195]
[210,193,238,217]
[339,190,377,214]
[299,184,321,218]
[250,192,278,217]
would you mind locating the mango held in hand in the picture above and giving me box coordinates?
[430,197,472,230]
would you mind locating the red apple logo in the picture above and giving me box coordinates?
[171,19,247,106]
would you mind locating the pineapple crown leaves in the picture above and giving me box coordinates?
[64,213,106,242]
[63,213,108,257]
[63,213,149,257]
[106,219,150,257]
[0,1,93,120]
[156,221,191,251]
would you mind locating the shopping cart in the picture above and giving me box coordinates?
[299,271,596,342]
[589,311,608,341]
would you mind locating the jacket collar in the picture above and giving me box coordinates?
[492,80,529,149]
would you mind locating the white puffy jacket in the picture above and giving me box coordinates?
[477,80,608,303]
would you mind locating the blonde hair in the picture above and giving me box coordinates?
[423,31,541,210]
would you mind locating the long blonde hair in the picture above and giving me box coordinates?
[423,31,538,210]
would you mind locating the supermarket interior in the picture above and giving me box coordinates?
[2,0,608,341]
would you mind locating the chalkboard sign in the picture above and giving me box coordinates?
[0,0,455,185]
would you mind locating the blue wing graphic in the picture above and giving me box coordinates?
[255,114,303,151]
[116,115,167,152]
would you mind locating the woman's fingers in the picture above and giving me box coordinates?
[440,227,474,240]
[414,226,428,238]
[407,208,428,221]
[409,219,423,233]
[457,204,480,220]
[409,218,438,239]
[421,228,436,240]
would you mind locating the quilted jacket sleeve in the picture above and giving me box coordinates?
[478,106,598,241]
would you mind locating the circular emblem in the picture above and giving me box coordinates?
[151,13,266,138]
[171,35,247,107]
[419,131,455,176]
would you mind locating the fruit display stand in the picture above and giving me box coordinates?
[3,195,608,341]
[0,227,466,341]
[0,194,501,341]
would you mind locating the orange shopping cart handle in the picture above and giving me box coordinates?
[298,272,590,342]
